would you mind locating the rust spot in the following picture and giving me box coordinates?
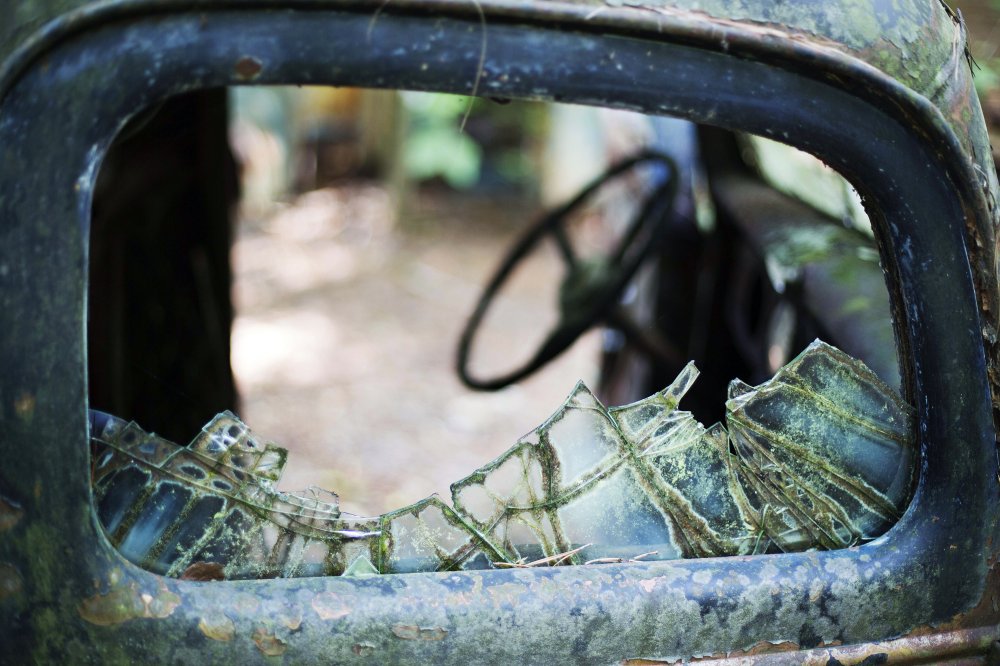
[78,579,180,626]
[0,562,24,600]
[252,627,288,656]
[180,561,225,581]
[312,591,350,620]
[0,495,23,532]
[391,624,448,641]
[13,392,34,421]
[910,555,1000,634]
[627,640,800,664]
[198,614,235,642]
[234,56,263,81]
[353,643,375,656]
[735,640,800,656]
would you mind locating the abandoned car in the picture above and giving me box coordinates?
[1,0,999,663]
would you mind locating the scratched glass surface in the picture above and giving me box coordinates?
[89,339,914,579]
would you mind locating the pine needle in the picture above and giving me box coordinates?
[495,543,592,568]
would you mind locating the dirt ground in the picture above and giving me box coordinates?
[231,183,601,516]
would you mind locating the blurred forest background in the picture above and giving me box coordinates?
[963,1,1000,162]
[227,87,648,515]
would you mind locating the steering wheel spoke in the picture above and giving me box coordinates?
[457,151,680,391]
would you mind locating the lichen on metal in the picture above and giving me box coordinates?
[90,339,914,579]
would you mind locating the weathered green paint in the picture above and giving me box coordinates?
[0,1,997,663]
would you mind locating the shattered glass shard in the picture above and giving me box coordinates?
[725,340,915,551]
[90,411,360,579]
[90,339,914,579]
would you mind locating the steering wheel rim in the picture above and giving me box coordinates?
[457,150,680,391]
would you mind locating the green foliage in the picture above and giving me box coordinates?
[400,92,547,191]
[973,57,1000,97]
[401,93,483,189]
[403,124,483,189]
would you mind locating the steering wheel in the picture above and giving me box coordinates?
[457,150,681,391]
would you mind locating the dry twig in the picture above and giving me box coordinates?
[584,550,658,565]
[495,544,592,568]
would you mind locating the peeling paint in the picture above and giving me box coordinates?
[198,614,235,641]
[280,610,302,631]
[252,626,288,656]
[229,591,261,615]
[391,624,449,641]
[311,591,351,620]
[78,579,181,626]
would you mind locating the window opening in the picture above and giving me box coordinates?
[87,87,912,581]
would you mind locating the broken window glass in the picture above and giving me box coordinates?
[90,339,914,579]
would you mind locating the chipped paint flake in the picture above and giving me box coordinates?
[198,614,235,642]
[78,580,181,626]
[353,643,376,656]
[391,624,449,641]
[311,591,351,620]
[252,626,288,656]
[281,610,303,631]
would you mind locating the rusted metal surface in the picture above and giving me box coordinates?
[627,557,1000,661]
[0,0,997,663]
[625,625,1000,664]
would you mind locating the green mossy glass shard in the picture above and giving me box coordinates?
[725,339,915,552]
[343,554,379,578]
[91,412,366,579]
[90,339,915,579]
[378,496,499,573]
